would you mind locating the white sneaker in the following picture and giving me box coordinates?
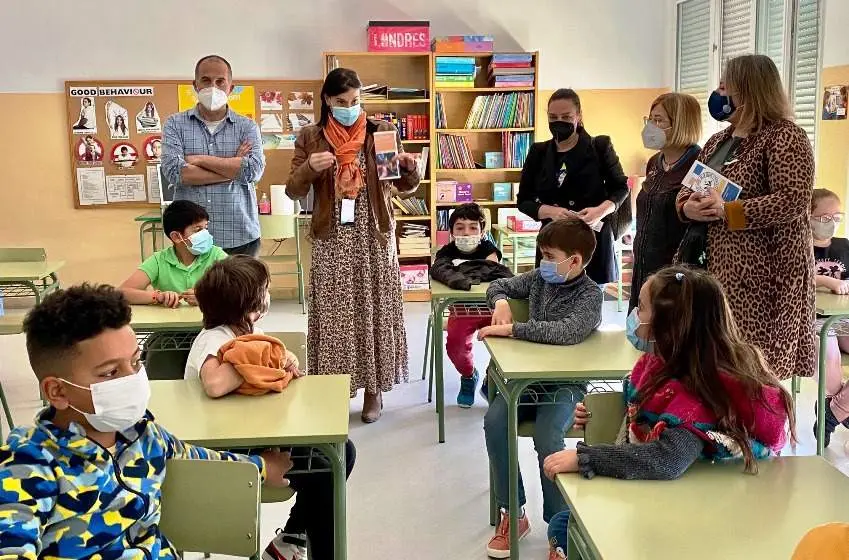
[262,530,307,560]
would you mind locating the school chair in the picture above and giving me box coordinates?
[265,331,307,372]
[0,247,60,305]
[259,213,306,315]
[159,458,263,559]
[144,346,191,381]
[792,522,849,559]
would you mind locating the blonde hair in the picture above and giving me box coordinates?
[812,188,840,211]
[724,54,791,133]
[650,93,702,148]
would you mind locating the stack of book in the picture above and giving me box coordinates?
[435,93,448,128]
[362,84,390,100]
[464,92,535,128]
[432,35,494,53]
[391,196,429,216]
[413,147,429,177]
[435,56,476,88]
[398,223,431,257]
[489,53,535,88]
[502,132,532,168]
[373,113,429,140]
[437,134,475,169]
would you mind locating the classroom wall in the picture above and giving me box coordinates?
[817,0,849,204]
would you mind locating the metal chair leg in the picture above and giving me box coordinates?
[0,381,14,439]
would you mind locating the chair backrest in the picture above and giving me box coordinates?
[160,459,261,557]
[265,331,307,371]
[144,349,191,380]
[583,391,626,445]
[507,299,529,323]
[0,248,46,262]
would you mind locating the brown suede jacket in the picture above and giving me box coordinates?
[286,117,421,242]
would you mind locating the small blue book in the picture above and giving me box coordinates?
[485,152,504,169]
[493,182,512,201]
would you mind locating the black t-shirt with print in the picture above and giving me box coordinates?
[814,237,849,280]
[435,239,501,262]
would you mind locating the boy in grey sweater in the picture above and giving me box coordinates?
[479,217,602,559]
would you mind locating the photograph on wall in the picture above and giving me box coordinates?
[146,164,161,204]
[72,96,97,134]
[136,101,161,133]
[823,85,848,120]
[177,84,256,119]
[260,90,283,111]
[105,174,146,203]
[260,113,284,133]
[76,167,108,205]
[143,135,162,162]
[287,91,314,111]
[288,113,315,131]
[111,142,139,169]
[75,135,104,163]
[105,100,130,139]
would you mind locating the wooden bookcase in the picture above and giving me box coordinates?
[431,52,539,271]
[323,52,434,301]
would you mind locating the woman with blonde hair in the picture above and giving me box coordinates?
[629,92,702,311]
[677,54,816,380]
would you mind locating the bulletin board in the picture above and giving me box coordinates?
[65,78,322,209]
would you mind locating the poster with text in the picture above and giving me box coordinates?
[105,174,146,203]
[147,165,161,204]
[76,167,108,205]
[823,85,848,120]
[136,101,161,133]
[105,101,130,139]
[177,84,257,119]
[71,97,97,134]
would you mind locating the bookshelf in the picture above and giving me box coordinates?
[324,51,434,301]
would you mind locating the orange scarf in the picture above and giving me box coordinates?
[324,112,367,199]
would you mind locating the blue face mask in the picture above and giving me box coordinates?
[625,308,653,353]
[708,90,736,122]
[539,258,571,284]
[185,229,213,256]
[331,104,361,127]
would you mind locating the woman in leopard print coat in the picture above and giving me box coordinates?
[677,54,815,380]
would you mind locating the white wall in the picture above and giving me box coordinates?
[0,0,671,92]
[823,0,849,67]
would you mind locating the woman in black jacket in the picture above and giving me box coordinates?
[517,89,629,284]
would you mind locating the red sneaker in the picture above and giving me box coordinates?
[486,509,531,558]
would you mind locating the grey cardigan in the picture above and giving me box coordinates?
[486,270,602,345]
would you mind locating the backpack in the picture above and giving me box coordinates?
[591,135,633,240]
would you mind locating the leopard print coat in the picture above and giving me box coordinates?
[676,119,816,380]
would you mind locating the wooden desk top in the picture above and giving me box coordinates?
[556,456,849,560]
[130,304,203,330]
[492,224,540,237]
[134,212,162,223]
[484,328,642,381]
[149,375,351,448]
[429,279,491,300]
[816,291,849,316]
[0,261,65,281]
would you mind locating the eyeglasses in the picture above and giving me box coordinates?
[812,213,845,223]
[643,116,670,128]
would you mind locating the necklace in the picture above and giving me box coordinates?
[660,148,690,172]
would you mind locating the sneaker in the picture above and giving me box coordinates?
[814,397,841,448]
[549,545,567,559]
[457,369,479,408]
[480,376,489,402]
[262,530,307,560]
[486,509,530,558]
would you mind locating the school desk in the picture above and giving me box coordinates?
[814,291,849,455]
[0,261,64,305]
[483,332,642,560]
[149,375,351,560]
[135,211,162,261]
[427,279,491,443]
[556,456,849,560]
[492,225,538,275]
[129,304,203,352]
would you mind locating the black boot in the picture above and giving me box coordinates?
[814,397,841,448]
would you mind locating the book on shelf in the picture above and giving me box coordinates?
[399,264,430,290]
[502,131,532,169]
[491,53,533,64]
[435,180,473,202]
[488,53,534,87]
[489,67,537,76]
[388,87,428,99]
[485,152,504,169]
[362,84,390,100]
[435,93,447,128]
[391,195,429,215]
[464,92,535,129]
[432,36,494,53]
[374,113,429,140]
[435,80,476,89]
[437,134,475,169]
[435,56,476,88]
[492,182,513,201]
[413,147,429,177]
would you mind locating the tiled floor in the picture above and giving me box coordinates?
[1,299,847,560]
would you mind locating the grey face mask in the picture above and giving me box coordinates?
[811,219,837,240]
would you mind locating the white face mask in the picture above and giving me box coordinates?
[61,367,151,432]
[454,234,481,253]
[641,121,669,150]
[197,87,229,111]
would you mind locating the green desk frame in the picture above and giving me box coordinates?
[0,262,64,305]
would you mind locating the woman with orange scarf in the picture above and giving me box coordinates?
[287,68,420,423]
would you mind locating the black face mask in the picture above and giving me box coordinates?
[549,120,575,143]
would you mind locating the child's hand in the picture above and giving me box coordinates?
[283,350,301,377]
[572,402,590,430]
[491,300,513,326]
[477,323,513,340]
[156,290,181,308]
[831,278,849,295]
[543,449,579,480]
[260,449,293,488]
[181,289,198,306]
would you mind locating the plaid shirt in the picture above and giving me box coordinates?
[161,106,265,249]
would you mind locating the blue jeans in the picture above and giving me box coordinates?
[548,508,571,555]
[483,385,581,523]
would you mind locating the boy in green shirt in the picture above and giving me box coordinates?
[119,200,227,307]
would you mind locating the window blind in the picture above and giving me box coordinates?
[721,0,756,70]
[790,0,820,148]
[757,0,787,79]
[677,0,712,134]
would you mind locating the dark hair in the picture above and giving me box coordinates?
[639,266,796,474]
[319,68,362,126]
[812,188,840,211]
[23,284,132,379]
[449,203,486,231]
[194,54,233,80]
[162,200,209,237]
[536,217,596,263]
[548,88,581,113]
[194,255,270,335]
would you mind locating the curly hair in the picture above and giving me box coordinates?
[23,284,132,378]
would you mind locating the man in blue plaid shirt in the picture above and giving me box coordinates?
[161,55,265,256]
